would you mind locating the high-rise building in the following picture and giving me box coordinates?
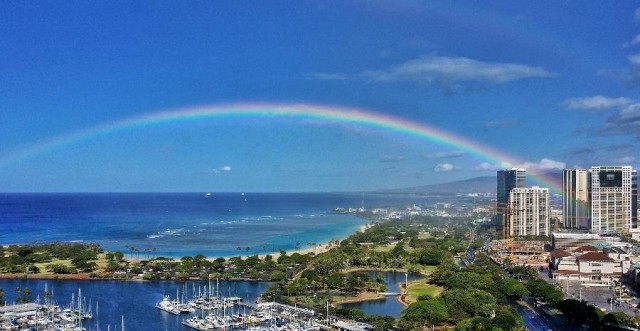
[590,166,637,234]
[508,186,550,236]
[562,169,591,229]
[497,168,526,234]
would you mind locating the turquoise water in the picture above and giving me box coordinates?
[0,192,438,258]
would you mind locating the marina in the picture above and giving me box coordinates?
[0,287,95,331]
[0,279,270,330]
[153,279,322,331]
[0,277,380,331]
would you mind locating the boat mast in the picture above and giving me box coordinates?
[96,301,100,331]
[78,288,83,327]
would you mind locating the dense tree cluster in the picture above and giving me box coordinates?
[399,254,528,330]
[556,298,640,330]
[0,242,103,274]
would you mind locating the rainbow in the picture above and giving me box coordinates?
[0,102,562,193]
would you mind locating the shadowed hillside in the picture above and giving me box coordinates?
[382,176,496,194]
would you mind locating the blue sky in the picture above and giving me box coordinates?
[1,1,640,192]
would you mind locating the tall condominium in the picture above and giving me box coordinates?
[590,166,637,234]
[496,168,526,233]
[508,186,550,236]
[562,169,591,229]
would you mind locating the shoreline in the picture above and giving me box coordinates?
[121,221,375,262]
[0,222,375,281]
[332,291,385,306]
[220,222,373,261]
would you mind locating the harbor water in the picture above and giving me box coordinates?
[0,278,270,330]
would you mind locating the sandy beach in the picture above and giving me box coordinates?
[246,222,373,260]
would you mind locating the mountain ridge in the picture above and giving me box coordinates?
[380,176,496,194]
[380,171,563,195]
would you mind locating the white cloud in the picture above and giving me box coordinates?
[366,55,553,84]
[207,165,232,174]
[474,162,504,171]
[423,150,464,159]
[313,54,554,93]
[625,54,640,84]
[515,158,566,171]
[433,163,455,172]
[623,34,640,48]
[475,158,565,172]
[562,95,632,111]
[601,54,640,85]
[597,103,640,136]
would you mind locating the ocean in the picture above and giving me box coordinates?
[0,192,437,258]
[0,192,454,329]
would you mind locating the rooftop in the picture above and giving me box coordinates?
[573,245,599,253]
[550,249,571,258]
[552,233,603,240]
[576,252,614,262]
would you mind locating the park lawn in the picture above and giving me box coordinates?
[94,253,110,269]
[30,254,110,277]
[406,264,437,275]
[372,244,395,253]
[34,259,73,272]
[417,232,431,240]
[404,280,444,305]
[372,243,416,254]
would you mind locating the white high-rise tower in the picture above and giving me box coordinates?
[590,166,637,234]
[508,186,550,236]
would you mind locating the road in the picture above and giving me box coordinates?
[514,300,561,331]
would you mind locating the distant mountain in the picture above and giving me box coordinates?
[534,170,562,189]
[380,171,563,195]
[383,176,496,195]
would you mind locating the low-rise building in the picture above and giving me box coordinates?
[549,245,630,283]
[551,232,623,251]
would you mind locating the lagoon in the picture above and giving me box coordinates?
[339,271,425,318]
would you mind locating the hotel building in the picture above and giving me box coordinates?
[508,186,550,236]
[497,168,526,234]
[590,166,637,235]
[562,169,591,229]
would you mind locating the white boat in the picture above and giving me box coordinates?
[182,316,214,330]
[155,296,181,315]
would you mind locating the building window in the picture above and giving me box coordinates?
[590,263,602,267]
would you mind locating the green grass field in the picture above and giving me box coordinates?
[406,264,437,274]
[404,280,444,304]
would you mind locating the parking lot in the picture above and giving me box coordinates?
[537,268,639,315]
